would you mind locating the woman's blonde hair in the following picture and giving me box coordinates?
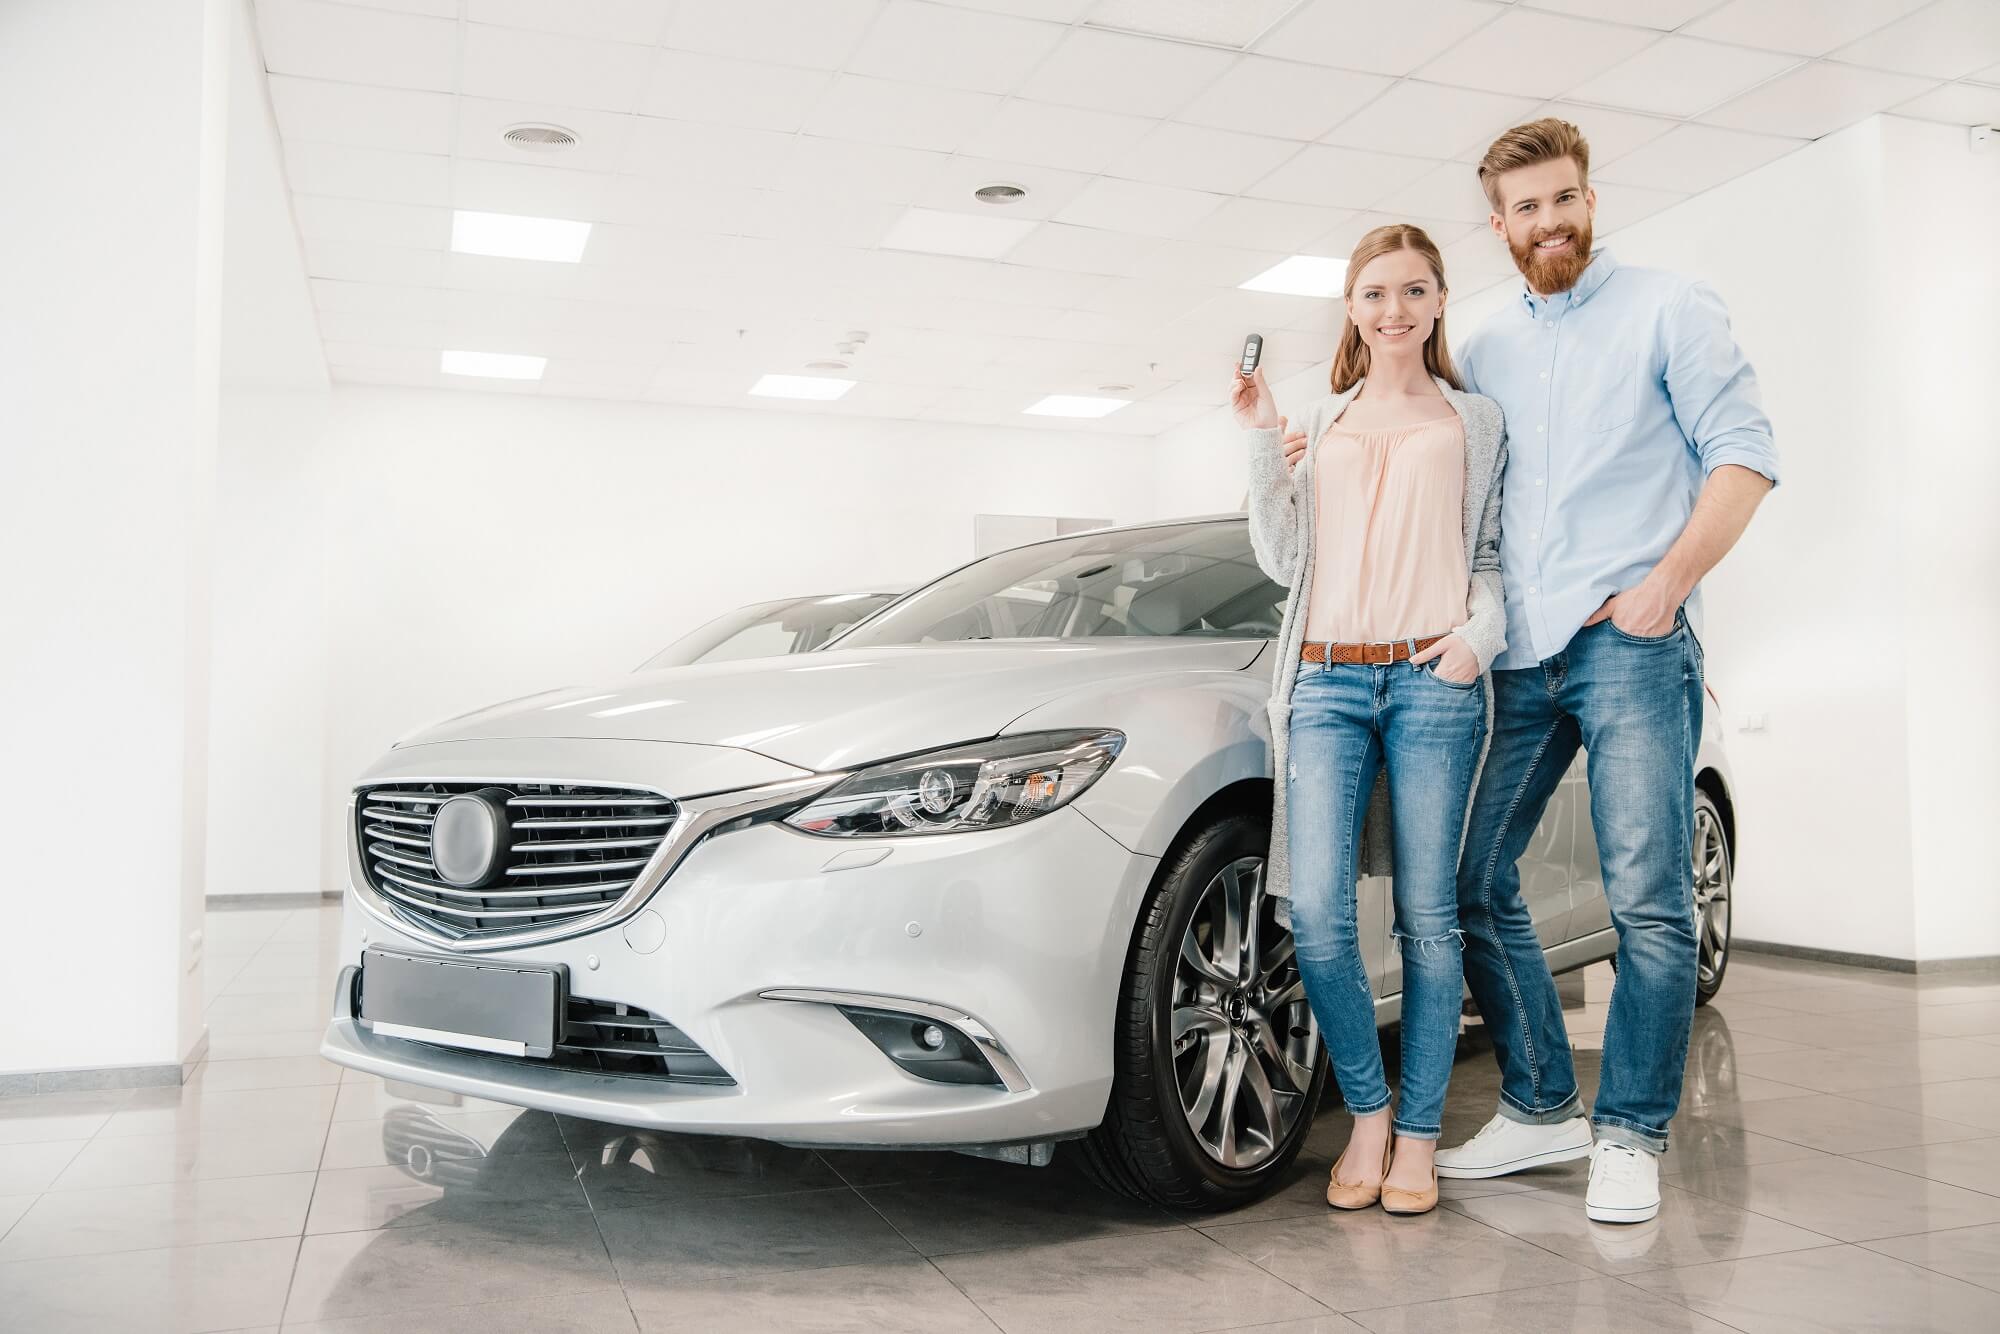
[1329,224,1460,394]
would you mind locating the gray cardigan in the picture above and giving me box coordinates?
[1245,376,1508,918]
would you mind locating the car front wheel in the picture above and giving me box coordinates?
[1077,808,1327,1210]
[1694,789,1732,1005]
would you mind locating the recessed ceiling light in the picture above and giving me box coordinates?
[441,350,546,380]
[1097,382,1134,393]
[974,183,1028,205]
[450,210,591,263]
[805,360,850,370]
[501,123,577,152]
[1240,255,1347,298]
[882,206,1037,259]
[1025,395,1129,419]
[752,374,855,401]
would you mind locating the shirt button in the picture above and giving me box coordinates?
[1537,424,1545,432]
[1528,586,1538,595]
[1534,478,1545,487]
[1544,320,1554,328]
[1539,371,1548,380]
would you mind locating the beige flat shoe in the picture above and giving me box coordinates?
[1327,1139,1393,1210]
[1381,1157,1440,1216]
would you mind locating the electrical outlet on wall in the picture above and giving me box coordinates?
[1735,713,1767,733]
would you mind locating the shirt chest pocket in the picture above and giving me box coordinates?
[1562,346,1639,432]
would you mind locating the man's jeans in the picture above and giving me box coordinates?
[1288,659,1487,1140]
[1456,614,1704,1155]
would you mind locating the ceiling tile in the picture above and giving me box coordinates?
[322,341,442,374]
[1699,59,1935,138]
[1323,81,1539,158]
[1256,0,1505,77]
[1419,8,1658,97]
[1833,0,2000,78]
[1176,56,1391,141]
[1563,37,1799,116]
[802,75,1003,154]
[598,176,760,232]
[1976,61,2000,85]
[846,0,1066,94]
[1130,239,1292,290]
[467,0,676,45]
[1016,27,1238,118]
[1302,210,1479,259]
[1439,227,1520,290]
[1509,102,1679,165]
[256,0,457,93]
[742,192,901,249]
[1594,122,1804,193]
[315,308,443,347]
[909,156,1096,220]
[1523,0,1714,26]
[1053,178,1229,239]
[661,0,881,71]
[460,22,655,113]
[310,279,450,320]
[1893,80,2000,124]
[267,75,455,154]
[1105,123,1303,194]
[929,0,1095,19]
[451,157,610,218]
[1185,197,1356,251]
[962,100,1157,173]
[453,99,635,174]
[1588,180,1690,233]
[638,51,834,133]
[1245,143,1437,208]
[620,117,797,186]
[304,240,445,286]
[294,195,451,249]
[284,142,452,206]
[1373,163,1494,223]
[1004,223,1167,278]
[1682,0,1932,56]
[781,137,953,204]
[328,0,458,16]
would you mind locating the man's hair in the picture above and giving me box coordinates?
[1477,118,1591,211]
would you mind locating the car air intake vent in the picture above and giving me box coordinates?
[357,782,677,941]
[554,996,733,1084]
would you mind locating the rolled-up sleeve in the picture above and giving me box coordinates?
[1666,281,1779,486]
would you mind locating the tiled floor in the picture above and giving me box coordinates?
[6,904,2000,1332]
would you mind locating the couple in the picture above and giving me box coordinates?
[1232,118,1780,1222]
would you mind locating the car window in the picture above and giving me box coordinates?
[639,593,897,669]
[834,521,1283,648]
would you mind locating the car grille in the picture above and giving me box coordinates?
[357,782,678,941]
[554,996,733,1084]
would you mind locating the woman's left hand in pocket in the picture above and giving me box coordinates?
[1410,634,1479,684]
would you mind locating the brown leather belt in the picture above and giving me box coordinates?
[1301,635,1445,666]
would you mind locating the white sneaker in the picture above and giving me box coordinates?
[1585,1141,1662,1223]
[1435,1113,1594,1179]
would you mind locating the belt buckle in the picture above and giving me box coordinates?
[1363,640,1394,666]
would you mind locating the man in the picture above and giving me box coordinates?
[1434,119,1778,1224]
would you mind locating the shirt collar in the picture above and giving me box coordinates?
[1518,249,1617,317]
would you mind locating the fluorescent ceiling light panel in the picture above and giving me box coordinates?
[441,350,546,380]
[1240,255,1347,297]
[450,210,592,262]
[881,206,1037,259]
[1025,395,1129,418]
[751,374,856,401]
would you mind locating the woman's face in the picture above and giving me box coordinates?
[1345,249,1445,360]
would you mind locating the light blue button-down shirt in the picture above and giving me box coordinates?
[1459,251,1779,669]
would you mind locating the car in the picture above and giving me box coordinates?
[321,513,1738,1211]
[636,591,903,669]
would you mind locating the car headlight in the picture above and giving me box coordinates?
[783,729,1124,838]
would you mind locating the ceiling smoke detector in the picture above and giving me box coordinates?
[502,123,578,152]
[973,183,1028,205]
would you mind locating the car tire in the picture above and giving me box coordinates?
[1075,808,1327,1211]
[1693,788,1732,1006]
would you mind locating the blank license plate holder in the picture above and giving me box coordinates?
[360,947,564,1058]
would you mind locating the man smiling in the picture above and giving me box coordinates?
[1436,119,1780,1224]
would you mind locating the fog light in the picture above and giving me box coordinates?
[920,1023,947,1050]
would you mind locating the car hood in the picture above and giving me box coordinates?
[398,638,1267,772]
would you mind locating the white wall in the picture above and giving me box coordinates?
[0,0,230,1076]
[313,388,1161,889]
[1149,115,1995,964]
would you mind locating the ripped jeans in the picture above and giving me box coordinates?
[1287,658,1487,1139]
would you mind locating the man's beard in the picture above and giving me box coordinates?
[1510,219,1593,293]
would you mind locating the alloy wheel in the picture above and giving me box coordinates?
[1693,804,1731,990]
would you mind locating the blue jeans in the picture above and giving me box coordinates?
[1287,658,1487,1139]
[1456,614,1704,1155]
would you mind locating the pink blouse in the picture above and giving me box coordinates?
[1303,414,1471,644]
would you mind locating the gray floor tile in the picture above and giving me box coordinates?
[1721,1010,1919,1048]
[0,1140,86,1194]
[1680,1070,1819,1109]
[1345,1277,1739,1333]
[559,1122,847,1208]
[0,1171,316,1260]
[0,1234,298,1333]
[622,1257,999,1333]
[1865,1221,2000,1294]
[596,1187,916,1286]
[1839,1038,2000,1082]
[320,1106,563,1171]
[190,1055,343,1091]
[859,1160,1177,1256]
[284,1288,641,1332]
[1201,1318,1368,1334]
[1843,1077,2000,1133]
[305,1153,588,1234]
[1696,1091,1994,1154]
[50,1123,329,1190]
[934,1228,1329,1334]
[1853,1137,2000,1198]
[203,992,332,1034]
[1448,1180,1837,1274]
[0,1193,33,1239]
[1907,1002,2000,1036]
[1626,1241,2000,1332]
[1660,1114,1836,1179]
[285,1205,621,1323]
[97,1083,338,1139]
[331,1077,518,1123]
[1671,1153,2000,1242]
[204,1027,330,1060]
[1201,1204,1596,1312]
[1168,1154,1344,1226]
[1724,1046,1938,1094]
[0,1090,134,1145]
[1749,985,1925,1016]
[813,1146,1003,1189]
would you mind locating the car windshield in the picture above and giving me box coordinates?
[833,520,1282,648]
[638,593,899,669]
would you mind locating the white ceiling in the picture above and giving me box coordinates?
[257,0,2000,432]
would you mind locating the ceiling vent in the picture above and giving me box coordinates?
[502,123,578,152]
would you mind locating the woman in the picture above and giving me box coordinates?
[1232,224,1506,1215]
